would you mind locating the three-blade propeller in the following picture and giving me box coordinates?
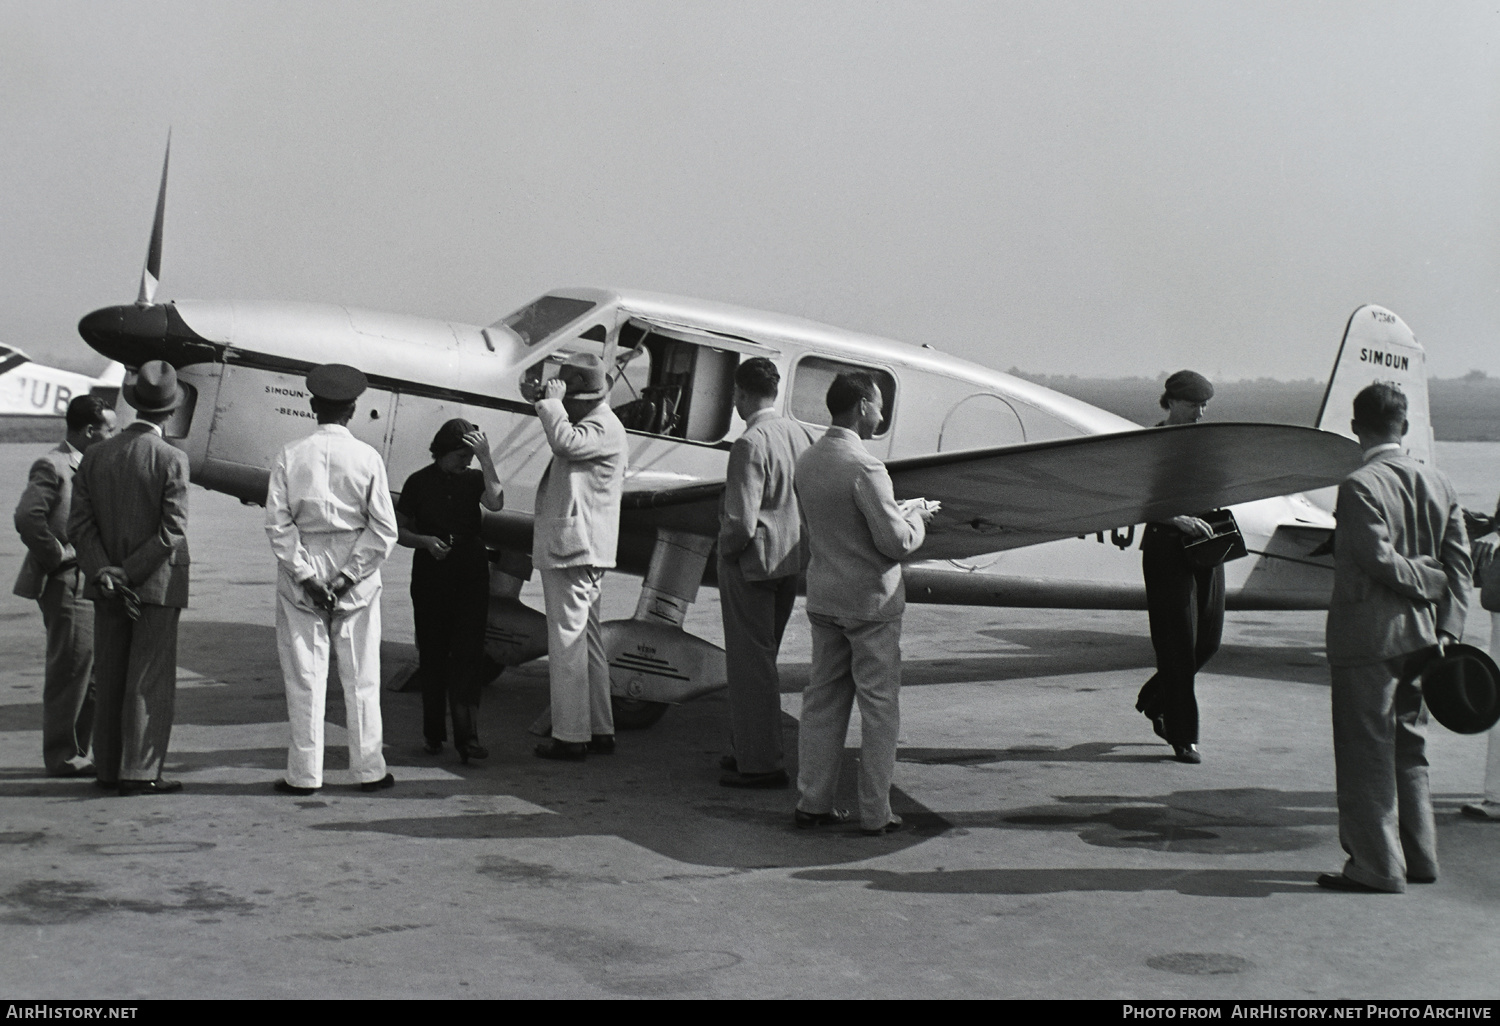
[135,131,170,306]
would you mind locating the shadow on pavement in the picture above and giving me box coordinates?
[791,866,1318,898]
[0,620,1339,872]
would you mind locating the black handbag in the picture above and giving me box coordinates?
[1181,509,1248,568]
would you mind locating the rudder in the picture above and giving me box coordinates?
[1314,304,1432,466]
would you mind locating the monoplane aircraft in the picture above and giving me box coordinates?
[77,144,1423,728]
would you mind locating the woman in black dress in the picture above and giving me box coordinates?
[1135,371,1224,765]
[396,419,504,762]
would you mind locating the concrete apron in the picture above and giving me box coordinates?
[0,452,1496,999]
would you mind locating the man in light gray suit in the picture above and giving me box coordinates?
[523,353,629,762]
[717,357,816,789]
[69,361,191,796]
[13,394,116,776]
[1319,382,1470,892]
[794,372,933,834]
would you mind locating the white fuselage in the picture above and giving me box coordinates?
[120,287,1337,610]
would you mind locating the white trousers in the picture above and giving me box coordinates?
[276,579,387,788]
[1486,612,1500,804]
[540,566,614,743]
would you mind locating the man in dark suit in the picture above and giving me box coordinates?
[12,394,116,776]
[68,361,191,796]
[717,358,816,789]
[1319,382,1470,892]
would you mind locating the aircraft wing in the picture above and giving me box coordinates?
[886,423,1360,560]
[621,423,1362,562]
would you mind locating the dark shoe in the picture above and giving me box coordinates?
[719,754,738,772]
[534,739,587,762]
[49,763,95,778]
[1461,801,1500,821]
[118,778,183,796]
[423,741,443,755]
[359,773,396,792]
[274,779,319,796]
[1172,745,1202,764]
[1408,874,1437,884]
[794,807,851,829]
[457,742,488,765]
[1316,873,1387,893]
[587,734,615,755]
[861,814,905,836]
[720,769,790,789]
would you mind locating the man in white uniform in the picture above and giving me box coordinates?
[522,353,628,762]
[265,364,399,794]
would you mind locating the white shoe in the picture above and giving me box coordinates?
[1460,801,1500,821]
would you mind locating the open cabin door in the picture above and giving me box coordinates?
[608,320,778,446]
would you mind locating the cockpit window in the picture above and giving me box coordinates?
[489,296,597,347]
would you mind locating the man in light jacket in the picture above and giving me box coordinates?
[524,353,629,761]
[1319,382,1470,892]
[14,394,115,776]
[265,364,399,795]
[717,357,815,789]
[793,371,933,834]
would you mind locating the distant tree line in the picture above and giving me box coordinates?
[1007,370,1500,441]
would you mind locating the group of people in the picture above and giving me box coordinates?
[12,355,1500,871]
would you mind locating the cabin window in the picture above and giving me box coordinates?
[790,356,895,436]
[490,295,598,348]
[609,321,738,444]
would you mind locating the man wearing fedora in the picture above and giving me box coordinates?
[13,394,116,777]
[1319,382,1470,892]
[68,360,191,796]
[265,364,399,795]
[522,353,628,761]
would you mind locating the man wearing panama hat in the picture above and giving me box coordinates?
[68,360,191,796]
[522,352,628,761]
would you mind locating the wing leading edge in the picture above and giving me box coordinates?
[621,423,1363,562]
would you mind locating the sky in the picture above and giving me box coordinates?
[2,0,1498,380]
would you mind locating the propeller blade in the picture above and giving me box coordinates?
[136,131,171,306]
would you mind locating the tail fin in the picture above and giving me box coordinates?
[1314,305,1432,466]
[94,361,127,388]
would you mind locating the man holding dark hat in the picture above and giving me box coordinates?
[265,364,399,794]
[1318,382,1470,892]
[68,360,191,795]
[1135,369,1223,764]
[521,352,628,761]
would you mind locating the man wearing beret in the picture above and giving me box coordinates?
[522,353,628,761]
[1134,369,1223,764]
[265,364,399,794]
[68,360,190,795]
[1318,383,1469,892]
